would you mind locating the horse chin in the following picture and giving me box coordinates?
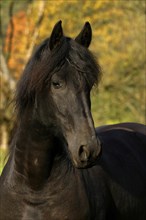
[72,161,96,169]
[71,156,101,169]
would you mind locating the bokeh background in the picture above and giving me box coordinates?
[0,0,146,172]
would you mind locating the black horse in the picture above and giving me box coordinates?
[0,21,146,220]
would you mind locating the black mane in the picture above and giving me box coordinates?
[16,36,101,115]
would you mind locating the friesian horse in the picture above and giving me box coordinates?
[0,21,146,220]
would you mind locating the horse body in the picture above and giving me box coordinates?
[1,128,146,220]
[0,21,146,220]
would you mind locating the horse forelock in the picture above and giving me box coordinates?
[68,40,101,88]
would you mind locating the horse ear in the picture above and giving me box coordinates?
[49,20,63,51]
[75,22,92,48]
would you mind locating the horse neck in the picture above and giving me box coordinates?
[12,108,59,190]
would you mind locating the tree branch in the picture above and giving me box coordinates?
[23,0,46,68]
[0,49,16,91]
[6,0,15,62]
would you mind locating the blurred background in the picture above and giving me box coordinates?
[0,0,145,171]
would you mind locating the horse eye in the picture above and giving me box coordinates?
[52,81,62,89]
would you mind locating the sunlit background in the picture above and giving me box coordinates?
[0,0,145,172]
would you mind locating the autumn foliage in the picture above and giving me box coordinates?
[5,11,34,79]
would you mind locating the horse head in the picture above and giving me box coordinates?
[16,21,101,168]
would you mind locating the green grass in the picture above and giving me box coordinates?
[0,149,7,174]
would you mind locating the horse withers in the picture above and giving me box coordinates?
[0,21,146,220]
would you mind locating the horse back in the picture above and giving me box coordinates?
[96,122,146,135]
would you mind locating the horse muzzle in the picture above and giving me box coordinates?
[67,134,101,169]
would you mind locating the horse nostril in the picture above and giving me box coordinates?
[78,145,90,162]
